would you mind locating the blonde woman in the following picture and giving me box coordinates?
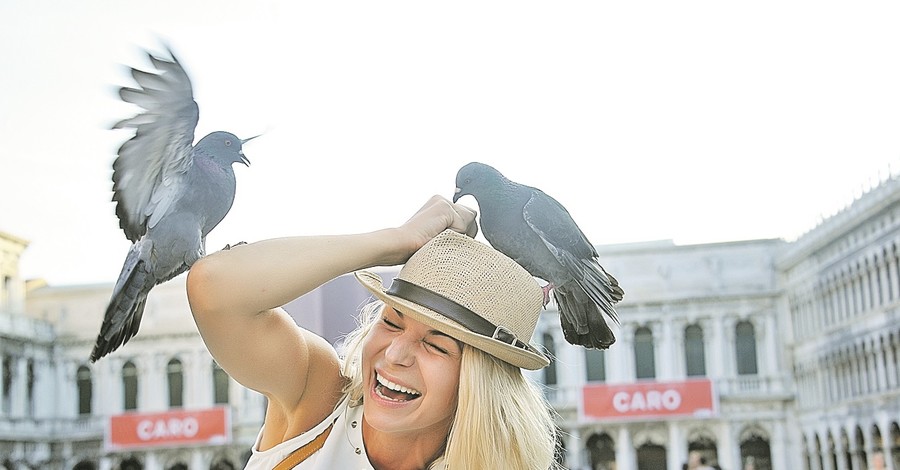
[187,196,561,469]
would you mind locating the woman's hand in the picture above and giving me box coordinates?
[391,195,478,263]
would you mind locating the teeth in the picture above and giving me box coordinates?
[376,373,421,396]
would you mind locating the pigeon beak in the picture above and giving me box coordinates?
[241,134,262,145]
[452,187,462,203]
[237,134,260,166]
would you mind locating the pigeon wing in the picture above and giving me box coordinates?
[111,46,199,242]
[522,191,622,322]
[521,189,598,261]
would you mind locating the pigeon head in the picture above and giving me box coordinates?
[453,161,506,203]
[196,131,252,167]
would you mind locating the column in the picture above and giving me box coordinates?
[764,312,780,382]
[723,316,737,378]
[101,356,123,415]
[188,350,212,408]
[706,316,726,378]
[847,423,861,470]
[142,355,165,411]
[650,322,665,380]
[883,333,898,389]
[670,319,686,379]
[805,430,821,470]
[657,318,674,380]
[617,426,635,470]
[145,450,159,470]
[864,422,877,470]
[885,248,899,301]
[879,415,896,470]
[723,421,740,470]
[566,427,583,470]
[833,424,848,470]
[770,421,788,470]
[667,421,685,470]
[192,448,210,470]
[609,324,634,382]
[821,427,835,470]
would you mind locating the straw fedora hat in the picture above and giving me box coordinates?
[355,229,550,370]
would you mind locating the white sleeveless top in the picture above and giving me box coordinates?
[244,395,374,469]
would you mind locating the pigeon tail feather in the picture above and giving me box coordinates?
[90,256,152,362]
[553,249,623,324]
[553,285,616,349]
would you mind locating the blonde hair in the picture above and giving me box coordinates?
[340,301,561,470]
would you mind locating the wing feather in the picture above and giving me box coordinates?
[111,46,199,242]
[523,193,622,323]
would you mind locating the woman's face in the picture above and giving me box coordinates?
[361,306,463,437]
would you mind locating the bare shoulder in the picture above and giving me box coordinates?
[258,329,348,450]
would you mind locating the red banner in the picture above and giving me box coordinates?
[582,379,716,420]
[107,407,230,450]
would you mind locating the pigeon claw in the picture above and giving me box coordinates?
[221,241,248,251]
[541,283,554,309]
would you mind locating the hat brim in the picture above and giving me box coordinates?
[355,270,550,370]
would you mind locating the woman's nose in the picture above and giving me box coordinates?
[384,334,417,367]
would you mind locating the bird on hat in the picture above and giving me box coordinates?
[453,162,624,350]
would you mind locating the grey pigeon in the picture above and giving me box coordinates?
[453,162,624,349]
[90,46,252,362]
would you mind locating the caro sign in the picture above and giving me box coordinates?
[582,379,716,420]
[107,407,230,450]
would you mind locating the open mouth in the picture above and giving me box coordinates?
[374,372,422,402]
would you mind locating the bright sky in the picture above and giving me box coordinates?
[2,1,900,286]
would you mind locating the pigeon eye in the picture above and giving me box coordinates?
[224,140,232,147]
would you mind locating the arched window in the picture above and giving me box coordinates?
[167,359,184,408]
[685,324,707,377]
[213,362,230,405]
[542,333,557,386]
[77,365,92,415]
[585,348,606,382]
[735,321,758,375]
[634,326,656,379]
[637,443,666,469]
[210,458,236,470]
[740,430,773,470]
[122,361,138,411]
[586,433,616,470]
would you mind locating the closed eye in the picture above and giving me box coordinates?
[382,318,401,331]
[424,341,449,355]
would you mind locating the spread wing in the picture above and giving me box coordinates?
[111,45,199,242]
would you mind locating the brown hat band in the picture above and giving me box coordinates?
[386,278,530,351]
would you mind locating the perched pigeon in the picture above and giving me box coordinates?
[453,162,624,349]
[90,46,252,362]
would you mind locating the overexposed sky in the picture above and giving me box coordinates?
[2,1,900,285]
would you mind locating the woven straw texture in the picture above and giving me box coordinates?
[356,230,549,369]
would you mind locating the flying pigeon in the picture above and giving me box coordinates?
[90,46,252,362]
[453,162,624,349]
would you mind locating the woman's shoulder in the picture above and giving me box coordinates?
[247,394,355,469]
[257,334,348,451]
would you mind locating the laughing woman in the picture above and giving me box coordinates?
[187,196,561,469]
